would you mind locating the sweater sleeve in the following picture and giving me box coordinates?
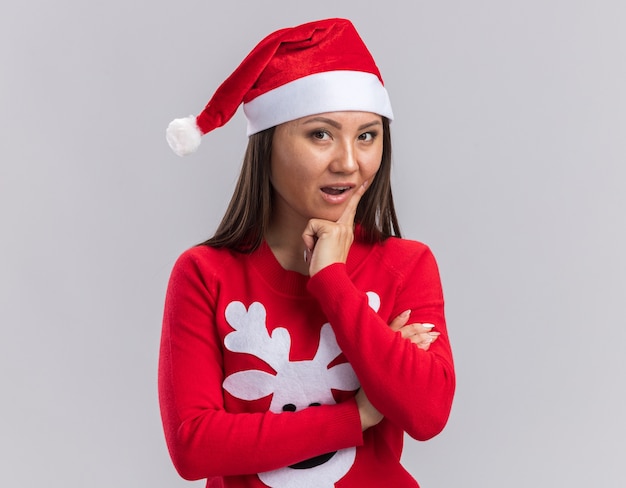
[158,250,363,480]
[306,244,455,441]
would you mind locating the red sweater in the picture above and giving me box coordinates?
[159,234,455,488]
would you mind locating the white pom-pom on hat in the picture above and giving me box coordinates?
[166,116,202,156]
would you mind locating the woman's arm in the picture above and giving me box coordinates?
[158,252,363,480]
[301,183,454,440]
[306,247,455,441]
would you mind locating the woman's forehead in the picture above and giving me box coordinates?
[288,111,383,128]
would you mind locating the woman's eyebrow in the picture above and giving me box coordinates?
[301,117,382,131]
[358,120,382,131]
[302,117,342,128]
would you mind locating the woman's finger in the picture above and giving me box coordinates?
[302,219,322,256]
[336,180,368,225]
[415,323,436,334]
[394,323,441,348]
[388,310,411,332]
[415,332,440,349]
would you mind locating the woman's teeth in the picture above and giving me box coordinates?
[322,187,350,195]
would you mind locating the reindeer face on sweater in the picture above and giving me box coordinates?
[222,296,379,488]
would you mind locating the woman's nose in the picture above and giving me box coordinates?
[330,141,358,173]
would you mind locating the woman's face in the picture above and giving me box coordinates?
[270,111,383,225]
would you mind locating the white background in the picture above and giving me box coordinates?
[1,1,625,486]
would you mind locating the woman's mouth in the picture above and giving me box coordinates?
[321,186,351,195]
[319,184,356,204]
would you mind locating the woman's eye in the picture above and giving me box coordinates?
[358,131,376,142]
[311,130,330,140]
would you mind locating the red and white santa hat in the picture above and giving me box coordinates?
[166,18,393,156]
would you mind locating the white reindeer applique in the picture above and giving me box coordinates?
[222,293,380,488]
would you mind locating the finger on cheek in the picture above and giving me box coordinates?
[338,180,368,224]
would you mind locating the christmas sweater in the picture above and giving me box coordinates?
[158,233,455,488]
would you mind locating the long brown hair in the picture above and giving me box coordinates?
[202,117,401,251]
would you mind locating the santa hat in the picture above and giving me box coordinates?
[166,18,393,156]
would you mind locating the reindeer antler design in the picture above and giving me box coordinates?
[224,301,291,371]
[222,301,359,412]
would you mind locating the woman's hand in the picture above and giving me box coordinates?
[302,181,368,276]
[355,388,383,431]
[389,310,440,350]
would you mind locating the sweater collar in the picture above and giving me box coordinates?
[248,230,376,296]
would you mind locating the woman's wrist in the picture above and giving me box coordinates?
[355,389,383,431]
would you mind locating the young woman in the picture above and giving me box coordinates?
[160,18,455,488]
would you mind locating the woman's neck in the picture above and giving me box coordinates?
[264,211,310,276]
